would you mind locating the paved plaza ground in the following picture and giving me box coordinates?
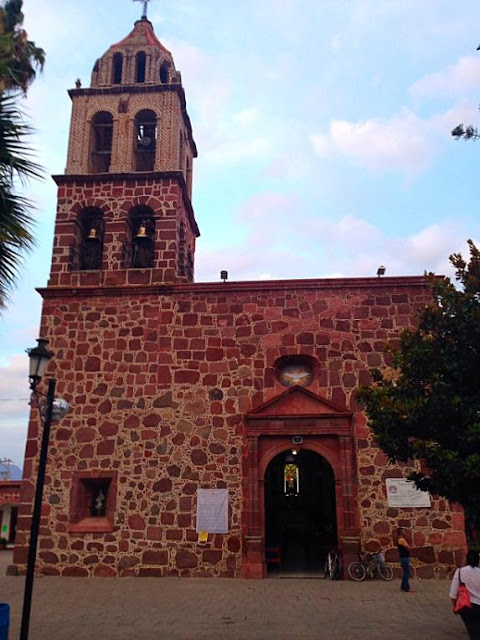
[0,551,468,639]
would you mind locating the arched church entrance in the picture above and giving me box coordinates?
[243,386,361,579]
[264,448,336,574]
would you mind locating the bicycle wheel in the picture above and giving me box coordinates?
[348,561,366,581]
[378,562,393,581]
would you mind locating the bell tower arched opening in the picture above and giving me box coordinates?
[134,109,157,171]
[125,206,155,269]
[112,52,123,84]
[75,207,104,271]
[89,111,113,173]
[135,51,146,83]
[265,448,337,575]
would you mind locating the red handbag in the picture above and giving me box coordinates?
[454,570,472,615]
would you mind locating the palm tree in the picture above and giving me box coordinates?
[0,0,45,309]
[0,94,42,306]
[0,0,45,93]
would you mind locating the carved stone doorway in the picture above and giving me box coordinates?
[242,386,361,579]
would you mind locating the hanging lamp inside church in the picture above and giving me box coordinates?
[284,452,299,497]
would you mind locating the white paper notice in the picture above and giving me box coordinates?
[196,489,229,533]
[386,478,431,508]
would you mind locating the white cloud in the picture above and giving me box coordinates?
[325,111,435,172]
[411,57,480,99]
[310,215,383,246]
[164,38,231,125]
[197,212,469,283]
[204,136,271,166]
[307,216,467,279]
[197,187,471,284]
[402,229,475,278]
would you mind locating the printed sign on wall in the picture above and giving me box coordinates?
[196,489,229,533]
[386,478,431,507]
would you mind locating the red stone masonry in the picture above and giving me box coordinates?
[49,173,198,288]
[12,275,467,578]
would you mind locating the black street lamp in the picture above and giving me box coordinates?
[20,338,68,640]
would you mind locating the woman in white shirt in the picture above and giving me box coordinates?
[450,550,480,639]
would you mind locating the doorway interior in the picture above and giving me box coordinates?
[264,448,337,575]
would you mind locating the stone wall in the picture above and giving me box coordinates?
[0,481,21,507]
[12,277,467,578]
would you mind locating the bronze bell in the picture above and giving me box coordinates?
[87,227,98,241]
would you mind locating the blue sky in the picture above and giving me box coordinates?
[1,0,480,466]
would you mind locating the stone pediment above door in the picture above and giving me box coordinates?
[247,386,353,419]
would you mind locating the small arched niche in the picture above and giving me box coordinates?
[274,354,318,389]
[89,111,113,173]
[126,206,155,269]
[134,109,157,171]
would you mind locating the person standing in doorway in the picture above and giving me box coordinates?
[396,527,414,593]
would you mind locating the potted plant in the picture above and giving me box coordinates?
[0,538,8,550]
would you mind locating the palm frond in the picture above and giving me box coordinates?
[0,93,42,182]
[0,183,35,309]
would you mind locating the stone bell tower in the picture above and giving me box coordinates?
[49,16,199,289]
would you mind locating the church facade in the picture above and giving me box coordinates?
[12,18,466,579]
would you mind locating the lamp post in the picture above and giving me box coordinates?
[20,339,68,640]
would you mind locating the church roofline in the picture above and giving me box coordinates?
[37,275,434,300]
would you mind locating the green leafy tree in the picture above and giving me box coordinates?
[452,123,480,141]
[0,0,44,309]
[356,240,480,525]
[0,0,45,93]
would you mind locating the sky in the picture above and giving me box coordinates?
[1,0,480,468]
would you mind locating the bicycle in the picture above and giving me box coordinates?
[324,549,341,580]
[347,551,393,581]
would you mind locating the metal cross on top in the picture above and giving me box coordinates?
[134,0,152,20]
